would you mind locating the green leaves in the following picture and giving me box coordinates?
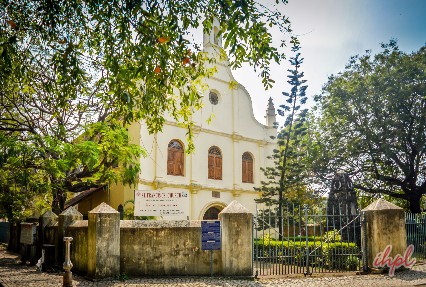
[0,120,142,216]
[1,0,292,138]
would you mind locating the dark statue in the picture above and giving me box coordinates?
[326,171,360,245]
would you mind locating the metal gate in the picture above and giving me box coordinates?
[253,204,364,276]
[406,212,426,262]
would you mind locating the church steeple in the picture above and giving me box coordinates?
[265,97,277,128]
[203,18,222,48]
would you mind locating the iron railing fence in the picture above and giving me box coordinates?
[253,203,363,276]
[406,212,426,262]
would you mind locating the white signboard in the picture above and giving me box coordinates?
[20,223,36,245]
[134,190,190,218]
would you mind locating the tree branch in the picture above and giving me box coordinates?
[354,184,409,200]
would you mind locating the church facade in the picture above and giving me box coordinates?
[73,21,277,220]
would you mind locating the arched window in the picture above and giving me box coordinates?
[167,140,184,176]
[208,146,222,180]
[203,206,221,220]
[242,152,254,183]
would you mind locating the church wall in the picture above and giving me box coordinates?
[192,132,233,189]
[192,79,234,135]
[139,130,156,182]
[237,193,259,214]
[192,190,233,219]
[131,115,273,219]
[191,190,258,220]
[234,87,269,140]
[76,189,109,216]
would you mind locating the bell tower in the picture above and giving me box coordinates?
[203,18,222,48]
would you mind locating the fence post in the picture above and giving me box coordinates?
[63,237,73,287]
[361,211,368,272]
[304,204,311,276]
[87,202,120,279]
[219,200,252,276]
[362,199,406,270]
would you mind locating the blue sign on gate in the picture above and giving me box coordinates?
[201,220,221,250]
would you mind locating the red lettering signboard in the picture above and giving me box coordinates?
[134,190,190,219]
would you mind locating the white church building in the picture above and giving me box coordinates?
[71,21,278,220]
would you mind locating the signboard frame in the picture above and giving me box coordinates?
[134,190,190,218]
[20,223,37,245]
[201,220,221,251]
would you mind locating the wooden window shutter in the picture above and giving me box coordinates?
[176,150,184,176]
[248,159,253,183]
[215,157,222,180]
[208,155,214,179]
[242,152,253,183]
[167,149,174,175]
[168,140,184,176]
[208,146,222,180]
[175,150,183,176]
[242,160,248,182]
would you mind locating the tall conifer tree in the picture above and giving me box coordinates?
[255,43,310,237]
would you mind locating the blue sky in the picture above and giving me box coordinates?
[232,0,426,125]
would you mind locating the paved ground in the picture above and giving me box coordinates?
[1,245,426,287]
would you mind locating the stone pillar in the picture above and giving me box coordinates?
[38,211,58,258]
[58,207,83,265]
[219,200,252,276]
[87,202,120,279]
[362,199,407,268]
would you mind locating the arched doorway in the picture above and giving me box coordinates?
[203,206,222,220]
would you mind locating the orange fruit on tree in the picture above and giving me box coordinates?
[182,57,190,65]
[7,20,17,29]
[158,37,169,44]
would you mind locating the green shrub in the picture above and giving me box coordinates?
[345,255,361,271]
[321,243,360,270]
[322,229,342,242]
[253,238,359,270]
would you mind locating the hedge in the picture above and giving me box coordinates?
[254,239,360,271]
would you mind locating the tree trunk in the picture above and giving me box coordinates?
[278,180,284,241]
[408,194,423,213]
[278,198,283,241]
